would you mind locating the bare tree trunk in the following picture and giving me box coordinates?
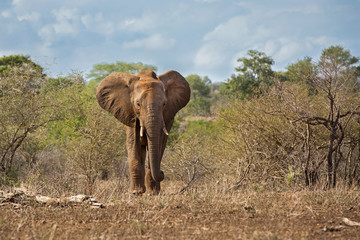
[332,147,338,188]
[304,123,311,186]
[327,130,335,188]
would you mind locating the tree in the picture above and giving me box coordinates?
[220,50,274,98]
[185,74,212,116]
[185,97,211,116]
[43,75,82,92]
[186,74,211,99]
[43,72,88,146]
[286,57,317,83]
[0,64,59,181]
[0,55,44,76]
[279,46,360,188]
[311,46,360,188]
[87,61,157,83]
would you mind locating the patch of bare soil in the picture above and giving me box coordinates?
[1,189,360,239]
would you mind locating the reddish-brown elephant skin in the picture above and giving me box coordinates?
[96,70,190,194]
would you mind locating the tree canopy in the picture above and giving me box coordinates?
[87,61,157,83]
[220,50,274,98]
[285,57,316,83]
[186,74,211,99]
[0,55,44,76]
[184,74,213,116]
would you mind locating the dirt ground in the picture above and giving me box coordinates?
[1,189,360,239]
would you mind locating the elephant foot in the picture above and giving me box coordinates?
[145,189,160,196]
[130,183,145,195]
[145,192,160,196]
[132,189,145,195]
[145,169,161,195]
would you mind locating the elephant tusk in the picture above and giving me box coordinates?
[140,126,144,137]
[163,127,169,136]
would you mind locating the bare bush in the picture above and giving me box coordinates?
[23,148,80,196]
[67,103,127,195]
[218,96,304,189]
[163,129,215,193]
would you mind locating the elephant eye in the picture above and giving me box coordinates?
[136,102,140,108]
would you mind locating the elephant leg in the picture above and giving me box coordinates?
[126,127,146,194]
[145,168,160,195]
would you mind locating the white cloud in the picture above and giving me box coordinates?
[273,36,333,65]
[53,21,77,35]
[195,16,249,70]
[17,11,40,22]
[306,36,331,46]
[38,25,55,47]
[12,0,23,6]
[120,13,157,32]
[52,8,79,35]
[1,10,13,18]
[193,1,335,77]
[283,5,322,15]
[203,16,248,42]
[123,34,175,51]
[80,14,92,27]
[274,41,302,63]
[81,12,116,36]
[53,8,77,21]
[194,44,226,69]
[81,12,157,37]
[36,8,80,53]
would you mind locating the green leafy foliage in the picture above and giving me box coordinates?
[285,57,317,83]
[220,50,274,99]
[180,120,219,139]
[184,74,213,116]
[0,55,44,76]
[186,74,211,99]
[185,97,211,116]
[87,61,157,83]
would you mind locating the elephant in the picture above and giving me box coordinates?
[96,70,190,194]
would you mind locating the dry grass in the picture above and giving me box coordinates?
[1,181,360,239]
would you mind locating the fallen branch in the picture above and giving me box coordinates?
[342,217,360,227]
[0,188,105,208]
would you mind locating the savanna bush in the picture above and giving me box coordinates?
[3,71,129,197]
[215,79,360,189]
[163,120,219,187]
[217,94,301,188]
[66,102,127,195]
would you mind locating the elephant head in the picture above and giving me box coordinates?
[96,70,190,183]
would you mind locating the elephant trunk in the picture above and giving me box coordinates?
[145,108,165,182]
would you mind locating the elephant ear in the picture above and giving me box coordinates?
[158,70,191,122]
[96,72,139,126]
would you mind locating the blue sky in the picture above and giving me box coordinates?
[1,0,359,82]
